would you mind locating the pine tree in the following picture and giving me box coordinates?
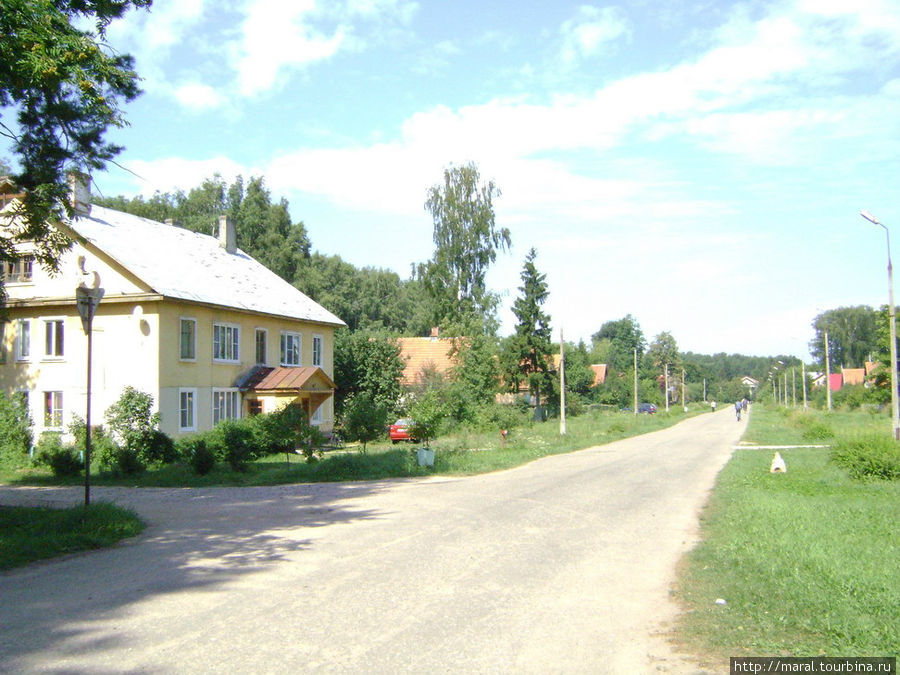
[504,248,553,416]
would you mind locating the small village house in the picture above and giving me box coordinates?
[0,175,345,440]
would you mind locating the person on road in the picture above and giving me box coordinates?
[734,400,742,421]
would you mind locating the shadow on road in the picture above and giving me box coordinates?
[0,481,397,667]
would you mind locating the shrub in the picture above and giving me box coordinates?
[343,392,388,452]
[104,387,174,466]
[176,436,216,475]
[34,433,82,477]
[0,392,32,466]
[217,419,255,471]
[831,435,900,480]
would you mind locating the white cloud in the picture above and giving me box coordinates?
[559,5,631,65]
[173,83,227,111]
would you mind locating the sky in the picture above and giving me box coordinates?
[37,1,900,359]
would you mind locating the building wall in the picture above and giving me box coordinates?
[156,302,337,437]
[1,241,338,441]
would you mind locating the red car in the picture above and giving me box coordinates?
[389,418,417,444]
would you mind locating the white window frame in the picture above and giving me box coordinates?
[212,388,241,426]
[44,391,63,429]
[312,333,323,367]
[213,323,240,363]
[5,255,34,284]
[180,318,197,361]
[43,318,64,359]
[255,328,267,365]
[179,388,197,432]
[15,319,30,361]
[280,331,301,366]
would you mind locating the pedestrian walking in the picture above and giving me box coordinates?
[734,400,742,421]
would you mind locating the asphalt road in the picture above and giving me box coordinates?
[0,409,745,674]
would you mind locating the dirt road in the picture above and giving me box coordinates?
[0,410,745,673]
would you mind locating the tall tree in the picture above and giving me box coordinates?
[809,305,877,369]
[421,162,510,333]
[502,248,553,415]
[591,314,645,372]
[0,0,150,277]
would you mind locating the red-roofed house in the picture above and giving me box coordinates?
[590,364,608,386]
[396,329,458,387]
[842,368,866,387]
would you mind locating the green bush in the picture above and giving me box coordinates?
[831,435,900,480]
[217,419,256,471]
[0,392,32,466]
[104,387,174,466]
[34,433,82,477]
[96,435,144,476]
[176,436,216,475]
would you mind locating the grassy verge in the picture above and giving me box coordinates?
[674,404,900,661]
[0,502,145,570]
[1,406,704,487]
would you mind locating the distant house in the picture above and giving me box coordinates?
[395,328,457,387]
[590,364,608,386]
[741,376,759,394]
[842,368,866,387]
[0,175,345,439]
[829,373,843,391]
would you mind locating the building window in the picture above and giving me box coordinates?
[179,389,197,431]
[248,400,263,416]
[15,320,30,361]
[255,328,267,365]
[44,319,64,358]
[180,318,196,361]
[212,389,240,425]
[44,391,63,428]
[280,331,301,366]
[213,323,240,363]
[312,334,323,367]
[5,255,34,283]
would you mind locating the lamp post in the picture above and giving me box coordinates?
[75,262,104,507]
[861,210,899,440]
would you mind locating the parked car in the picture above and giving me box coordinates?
[389,418,418,444]
[621,403,658,414]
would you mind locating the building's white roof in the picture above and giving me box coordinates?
[71,205,345,327]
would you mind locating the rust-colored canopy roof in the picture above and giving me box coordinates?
[240,366,335,392]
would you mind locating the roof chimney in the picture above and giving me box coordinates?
[218,214,236,254]
[67,171,91,216]
[430,326,440,340]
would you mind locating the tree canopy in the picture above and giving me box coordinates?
[421,162,510,333]
[809,305,877,369]
[1,0,150,274]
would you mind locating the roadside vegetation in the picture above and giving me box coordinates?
[1,403,702,487]
[0,503,144,571]
[674,404,900,662]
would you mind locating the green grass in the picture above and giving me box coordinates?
[1,406,704,487]
[0,502,145,570]
[675,404,900,661]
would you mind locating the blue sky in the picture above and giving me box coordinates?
[56,1,900,358]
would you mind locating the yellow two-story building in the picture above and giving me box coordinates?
[0,179,345,440]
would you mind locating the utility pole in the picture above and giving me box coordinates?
[559,329,566,436]
[682,368,686,412]
[665,363,670,412]
[802,362,808,409]
[825,330,833,412]
[633,348,638,416]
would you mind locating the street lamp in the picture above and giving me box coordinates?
[861,210,899,440]
[75,259,104,506]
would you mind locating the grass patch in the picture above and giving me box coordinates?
[0,502,145,570]
[1,407,702,487]
[675,405,900,660]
